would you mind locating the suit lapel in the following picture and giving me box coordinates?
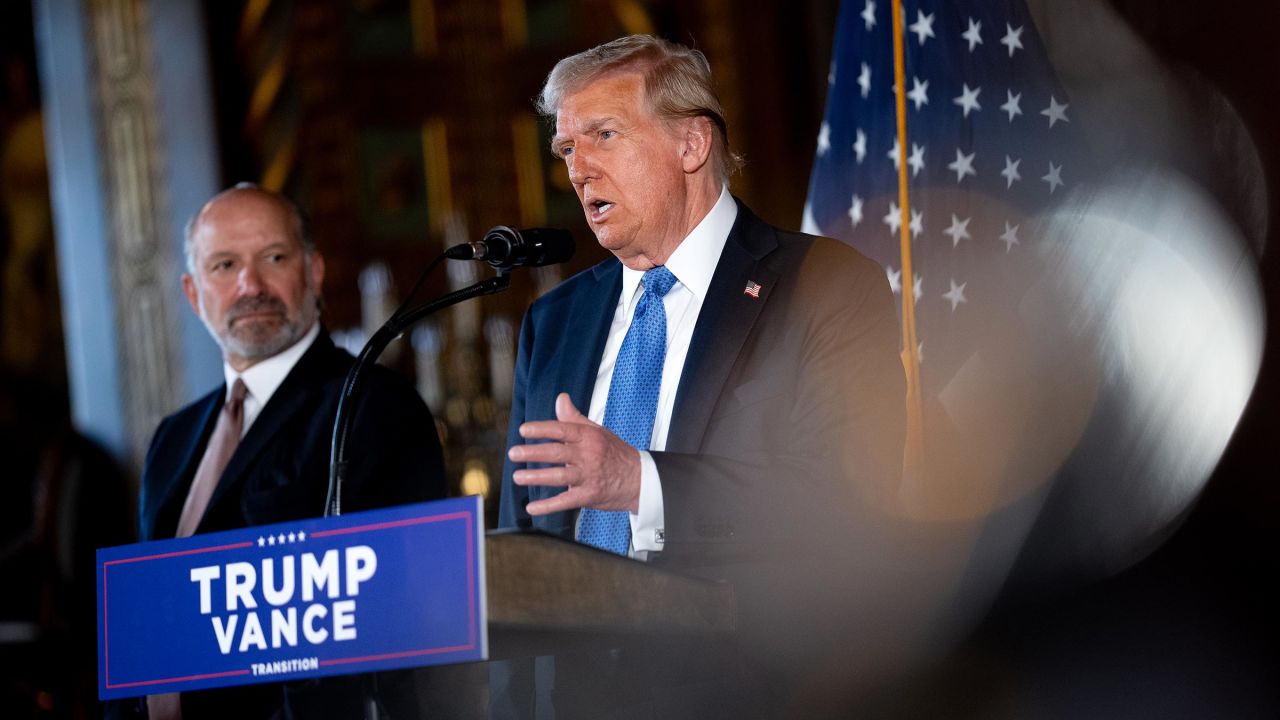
[558,260,622,415]
[668,201,780,453]
[152,392,222,538]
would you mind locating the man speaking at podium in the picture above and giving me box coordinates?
[126,185,446,719]
[498,35,905,711]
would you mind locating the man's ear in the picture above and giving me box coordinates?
[182,273,200,316]
[679,116,715,174]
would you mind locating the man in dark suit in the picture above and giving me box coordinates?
[497,35,905,713]
[130,184,446,719]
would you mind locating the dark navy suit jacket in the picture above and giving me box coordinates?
[498,200,906,577]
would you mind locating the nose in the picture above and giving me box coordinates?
[236,263,264,296]
[566,146,598,187]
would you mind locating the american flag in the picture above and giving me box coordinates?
[744,280,762,298]
[802,0,1090,402]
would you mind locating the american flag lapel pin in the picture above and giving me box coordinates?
[743,280,762,298]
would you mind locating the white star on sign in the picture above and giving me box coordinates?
[962,18,982,52]
[268,534,276,546]
[943,214,971,247]
[1001,155,1022,188]
[288,532,297,543]
[848,193,864,227]
[943,279,968,311]
[1042,95,1069,127]
[909,10,936,45]
[954,83,981,117]
[862,0,876,31]
[853,128,867,163]
[297,531,306,541]
[884,201,902,235]
[817,121,831,156]
[1001,90,1022,121]
[888,138,901,170]
[909,207,923,238]
[907,76,929,110]
[277,533,286,545]
[1001,23,1024,57]
[258,536,266,547]
[1000,221,1020,252]
[887,266,902,294]
[907,142,925,177]
[948,148,976,182]
[1042,162,1064,193]
[857,62,872,98]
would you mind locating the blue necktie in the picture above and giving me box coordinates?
[577,266,678,554]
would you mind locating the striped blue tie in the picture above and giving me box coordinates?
[577,266,678,555]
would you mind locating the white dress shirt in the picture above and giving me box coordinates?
[586,186,738,556]
[221,322,320,437]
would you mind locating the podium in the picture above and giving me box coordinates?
[485,530,736,658]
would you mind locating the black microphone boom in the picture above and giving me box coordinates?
[445,226,574,269]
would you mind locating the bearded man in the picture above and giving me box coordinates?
[129,184,445,719]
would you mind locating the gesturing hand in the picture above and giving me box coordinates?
[507,393,642,515]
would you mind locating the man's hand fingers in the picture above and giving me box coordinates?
[555,392,590,423]
[511,465,577,487]
[517,419,582,442]
[525,490,587,516]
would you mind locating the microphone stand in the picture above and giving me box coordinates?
[325,269,512,518]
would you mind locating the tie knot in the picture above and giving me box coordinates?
[642,266,677,298]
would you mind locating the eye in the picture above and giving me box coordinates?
[599,130,616,140]
[267,252,287,263]
[210,259,235,273]
[559,144,574,158]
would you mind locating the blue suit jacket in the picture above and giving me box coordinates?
[498,200,905,577]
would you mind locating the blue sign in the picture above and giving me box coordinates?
[97,496,486,700]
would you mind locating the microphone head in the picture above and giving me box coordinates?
[482,226,575,269]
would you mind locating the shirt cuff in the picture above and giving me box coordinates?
[630,450,665,552]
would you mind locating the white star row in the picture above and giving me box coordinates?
[885,267,968,314]
[836,133,1066,191]
[849,194,1029,255]
[257,530,307,547]
[858,1,1027,59]
[879,74,1068,127]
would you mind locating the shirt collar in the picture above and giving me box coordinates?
[223,322,320,406]
[619,185,737,305]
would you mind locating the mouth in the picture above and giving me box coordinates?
[586,198,615,222]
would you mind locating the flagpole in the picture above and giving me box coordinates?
[890,0,925,477]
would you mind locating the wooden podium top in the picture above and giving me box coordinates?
[485,530,735,656]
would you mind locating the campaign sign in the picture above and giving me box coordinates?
[96,496,486,700]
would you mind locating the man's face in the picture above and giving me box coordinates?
[554,71,692,269]
[182,191,324,371]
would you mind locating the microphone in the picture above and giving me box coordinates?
[445,226,575,269]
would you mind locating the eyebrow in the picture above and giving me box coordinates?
[551,116,618,153]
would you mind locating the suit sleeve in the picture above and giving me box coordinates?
[498,309,535,529]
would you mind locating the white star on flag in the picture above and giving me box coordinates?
[853,128,867,163]
[1001,90,1022,121]
[909,10,936,45]
[858,62,872,98]
[888,138,901,170]
[910,207,924,238]
[954,83,981,117]
[848,193,864,226]
[828,60,837,86]
[962,18,982,51]
[943,214,971,246]
[883,200,902,234]
[1000,221,1021,252]
[943,279,968,311]
[912,273,923,302]
[948,148,976,182]
[1001,155,1022,187]
[908,142,926,177]
[1042,161,1064,193]
[908,76,929,109]
[817,122,831,156]
[1001,23,1024,56]
[887,266,902,294]
[861,0,876,31]
[1041,95,1069,127]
